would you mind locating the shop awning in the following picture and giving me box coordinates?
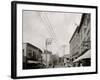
[27,60,41,64]
[73,50,91,62]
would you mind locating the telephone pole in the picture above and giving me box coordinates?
[45,38,52,67]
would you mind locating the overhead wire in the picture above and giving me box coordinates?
[44,12,58,43]
[37,12,54,39]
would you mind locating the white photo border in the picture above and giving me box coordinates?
[11,1,98,79]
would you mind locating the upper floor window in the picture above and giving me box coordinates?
[27,50,32,58]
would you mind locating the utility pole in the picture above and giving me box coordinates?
[45,38,52,68]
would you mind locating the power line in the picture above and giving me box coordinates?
[45,13,57,38]
[44,13,58,43]
[37,12,61,52]
[37,12,54,39]
[41,12,55,39]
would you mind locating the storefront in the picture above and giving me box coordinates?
[73,50,91,67]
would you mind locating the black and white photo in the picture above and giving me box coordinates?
[22,11,91,69]
[11,1,97,79]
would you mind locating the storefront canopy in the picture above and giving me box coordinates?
[27,60,41,64]
[73,50,91,62]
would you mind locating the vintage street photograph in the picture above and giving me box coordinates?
[22,10,91,69]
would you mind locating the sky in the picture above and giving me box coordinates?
[23,10,82,57]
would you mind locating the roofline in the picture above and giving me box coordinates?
[23,42,43,53]
[69,26,79,43]
[78,13,90,33]
[69,13,86,43]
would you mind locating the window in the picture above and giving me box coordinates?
[27,50,32,58]
[84,27,87,33]
[87,29,90,36]
[28,53,32,58]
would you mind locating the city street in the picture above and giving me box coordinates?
[54,63,65,68]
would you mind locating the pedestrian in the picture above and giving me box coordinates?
[53,65,55,68]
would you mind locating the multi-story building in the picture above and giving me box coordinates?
[78,14,91,55]
[69,13,91,67]
[69,26,80,61]
[23,42,43,69]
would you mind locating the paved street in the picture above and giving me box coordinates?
[54,63,65,68]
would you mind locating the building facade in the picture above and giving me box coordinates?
[23,42,43,69]
[69,26,80,61]
[69,13,91,67]
[78,14,91,55]
[41,50,52,68]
